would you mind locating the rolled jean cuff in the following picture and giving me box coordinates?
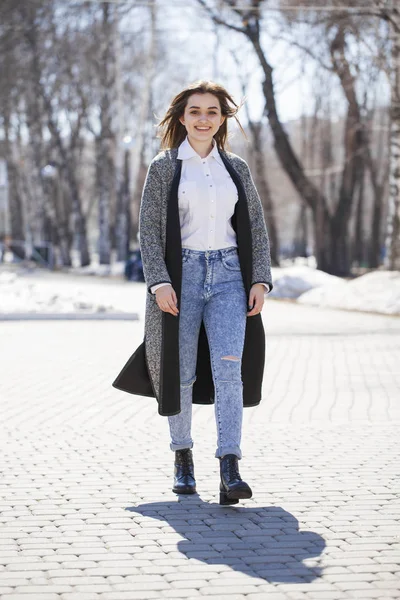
[170,441,194,452]
[215,446,242,460]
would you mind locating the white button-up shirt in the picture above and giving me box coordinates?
[150,135,270,294]
[177,135,238,251]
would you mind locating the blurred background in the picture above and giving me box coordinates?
[0,0,399,311]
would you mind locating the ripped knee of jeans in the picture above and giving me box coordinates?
[221,355,240,362]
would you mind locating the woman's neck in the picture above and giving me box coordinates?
[186,135,214,159]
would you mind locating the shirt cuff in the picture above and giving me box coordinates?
[150,282,171,294]
[258,283,270,293]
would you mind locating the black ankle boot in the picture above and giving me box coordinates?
[219,454,252,505]
[172,448,196,494]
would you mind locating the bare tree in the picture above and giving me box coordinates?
[197,0,394,275]
[197,0,374,275]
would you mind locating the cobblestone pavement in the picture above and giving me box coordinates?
[1,289,400,600]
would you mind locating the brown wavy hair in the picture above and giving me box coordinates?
[157,80,247,151]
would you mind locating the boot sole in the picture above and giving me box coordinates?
[172,487,197,494]
[219,485,252,505]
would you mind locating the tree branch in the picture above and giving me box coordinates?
[196,0,246,34]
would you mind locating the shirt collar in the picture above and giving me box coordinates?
[177,135,223,165]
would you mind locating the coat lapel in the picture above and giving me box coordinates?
[218,150,253,295]
[159,156,182,406]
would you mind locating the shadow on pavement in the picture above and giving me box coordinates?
[127,499,326,583]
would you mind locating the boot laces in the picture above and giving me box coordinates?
[226,457,241,481]
[177,450,192,475]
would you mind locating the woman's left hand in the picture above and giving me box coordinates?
[247,284,265,316]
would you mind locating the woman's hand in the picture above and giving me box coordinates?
[155,284,179,316]
[247,284,265,316]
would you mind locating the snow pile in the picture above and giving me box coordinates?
[0,271,125,314]
[298,270,400,315]
[270,266,343,299]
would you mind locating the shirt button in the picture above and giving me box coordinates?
[210,185,212,187]
[206,174,209,176]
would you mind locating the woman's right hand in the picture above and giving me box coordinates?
[155,284,179,316]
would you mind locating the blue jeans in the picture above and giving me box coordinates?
[168,247,248,460]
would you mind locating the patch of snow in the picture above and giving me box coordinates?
[270,265,343,299]
[298,270,400,315]
[0,270,135,314]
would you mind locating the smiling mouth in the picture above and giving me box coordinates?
[195,126,211,130]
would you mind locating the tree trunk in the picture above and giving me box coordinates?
[369,184,384,268]
[353,165,365,267]
[313,201,333,273]
[96,135,114,265]
[294,204,308,258]
[3,113,24,248]
[365,127,388,269]
[96,3,118,265]
[116,149,131,261]
[330,214,351,276]
[48,175,72,267]
[329,26,365,276]
[247,121,279,265]
[384,12,400,269]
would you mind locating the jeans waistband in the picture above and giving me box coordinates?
[182,246,238,259]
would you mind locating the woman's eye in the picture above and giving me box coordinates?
[190,111,218,115]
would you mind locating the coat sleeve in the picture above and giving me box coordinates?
[139,160,172,293]
[240,160,273,292]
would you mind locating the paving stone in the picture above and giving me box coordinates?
[161,590,201,597]
[60,595,100,600]
[1,297,400,600]
[14,586,73,593]
[48,577,108,585]
[0,596,62,600]
[100,594,164,599]
[246,595,288,600]
[198,585,260,594]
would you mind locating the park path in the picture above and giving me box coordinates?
[0,277,399,600]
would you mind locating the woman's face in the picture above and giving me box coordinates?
[179,92,225,143]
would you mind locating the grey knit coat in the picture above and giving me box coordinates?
[113,145,273,416]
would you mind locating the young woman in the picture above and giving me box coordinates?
[113,80,273,505]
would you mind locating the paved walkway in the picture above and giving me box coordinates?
[1,289,400,600]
